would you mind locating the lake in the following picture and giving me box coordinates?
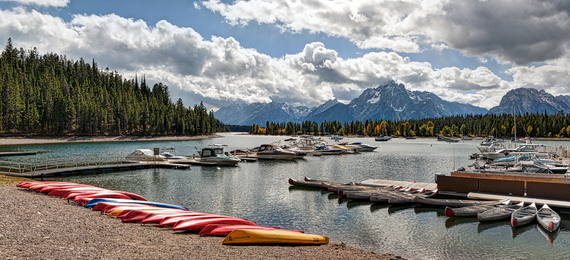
[3,133,570,259]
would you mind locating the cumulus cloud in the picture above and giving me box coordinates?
[0,0,69,7]
[2,7,567,110]
[203,0,570,66]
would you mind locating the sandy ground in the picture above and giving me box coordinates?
[0,135,223,146]
[0,176,402,260]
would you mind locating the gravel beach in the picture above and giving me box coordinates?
[0,177,401,259]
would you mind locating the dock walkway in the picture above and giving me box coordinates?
[468,191,570,209]
[358,179,437,190]
[0,158,189,178]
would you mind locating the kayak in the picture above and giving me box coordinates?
[121,209,198,223]
[158,215,227,227]
[73,193,133,202]
[537,204,561,232]
[92,202,149,211]
[172,218,256,231]
[41,184,97,194]
[511,202,537,227]
[199,224,302,236]
[222,229,328,245]
[48,187,107,197]
[83,198,189,210]
[107,207,169,218]
[140,212,213,224]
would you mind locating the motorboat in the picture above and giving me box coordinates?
[126,149,165,161]
[461,136,473,140]
[330,134,343,141]
[313,145,342,155]
[198,147,240,166]
[375,135,391,141]
[437,136,450,141]
[160,146,186,160]
[480,136,504,146]
[280,145,307,159]
[332,144,355,154]
[446,138,460,143]
[484,144,550,161]
[296,138,317,151]
[256,144,297,160]
[344,142,377,152]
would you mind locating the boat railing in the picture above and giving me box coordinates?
[0,156,139,177]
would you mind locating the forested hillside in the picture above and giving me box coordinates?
[0,38,226,136]
[252,111,570,139]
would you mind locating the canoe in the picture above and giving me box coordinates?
[338,186,386,196]
[370,188,411,202]
[122,210,202,223]
[199,224,287,236]
[387,189,437,204]
[172,218,256,231]
[222,229,328,245]
[445,200,510,217]
[83,198,189,210]
[345,189,392,200]
[159,215,227,227]
[414,196,497,207]
[536,204,560,232]
[478,202,525,222]
[288,178,326,189]
[511,202,537,227]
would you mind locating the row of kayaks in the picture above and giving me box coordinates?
[17,181,329,245]
[289,177,561,232]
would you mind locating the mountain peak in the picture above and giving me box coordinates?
[488,87,569,115]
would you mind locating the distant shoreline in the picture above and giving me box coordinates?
[0,134,222,146]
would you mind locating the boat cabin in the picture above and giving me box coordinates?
[200,147,225,157]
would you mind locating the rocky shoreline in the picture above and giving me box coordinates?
[0,178,402,259]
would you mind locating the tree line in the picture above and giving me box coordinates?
[0,38,227,136]
[250,111,570,138]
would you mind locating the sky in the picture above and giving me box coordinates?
[0,0,569,111]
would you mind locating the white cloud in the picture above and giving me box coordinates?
[203,0,570,66]
[2,7,568,111]
[0,0,69,7]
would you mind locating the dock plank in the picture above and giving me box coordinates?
[467,191,570,209]
[358,179,437,190]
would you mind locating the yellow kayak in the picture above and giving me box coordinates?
[222,229,329,245]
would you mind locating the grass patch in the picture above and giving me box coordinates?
[0,174,31,185]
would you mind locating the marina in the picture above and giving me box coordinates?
[2,133,570,259]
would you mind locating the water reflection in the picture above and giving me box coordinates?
[7,134,570,259]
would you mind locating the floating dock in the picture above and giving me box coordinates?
[0,151,38,157]
[0,160,190,178]
[358,179,437,190]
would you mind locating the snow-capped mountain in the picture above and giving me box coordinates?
[214,81,491,125]
[487,88,570,115]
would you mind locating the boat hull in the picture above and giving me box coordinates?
[222,229,328,245]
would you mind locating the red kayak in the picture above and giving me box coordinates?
[172,218,256,231]
[41,184,96,193]
[158,215,229,227]
[92,202,147,211]
[101,204,155,214]
[19,181,70,188]
[73,192,132,202]
[198,224,295,236]
[122,209,194,223]
[48,187,107,197]
[140,212,211,224]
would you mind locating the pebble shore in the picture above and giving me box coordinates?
[0,179,402,259]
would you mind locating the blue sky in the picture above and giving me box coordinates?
[0,0,569,110]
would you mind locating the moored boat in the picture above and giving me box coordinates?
[198,147,241,166]
[414,196,497,208]
[536,204,560,232]
[477,202,525,222]
[222,229,329,245]
[313,145,343,155]
[445,200,510,217]
[256,144,297,160]
[172,217,256,231]
[375,135,391,141]
[511,202,537,227]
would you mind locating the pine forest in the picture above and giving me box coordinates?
[0,38,227,136]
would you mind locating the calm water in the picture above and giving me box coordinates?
[3,134,570,259]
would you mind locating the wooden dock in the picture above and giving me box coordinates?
[358,179,437,190]
[0,160,190,178]
[468,191,570,209]
[0,151,38,156]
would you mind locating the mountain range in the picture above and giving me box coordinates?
[214,81,569,126]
